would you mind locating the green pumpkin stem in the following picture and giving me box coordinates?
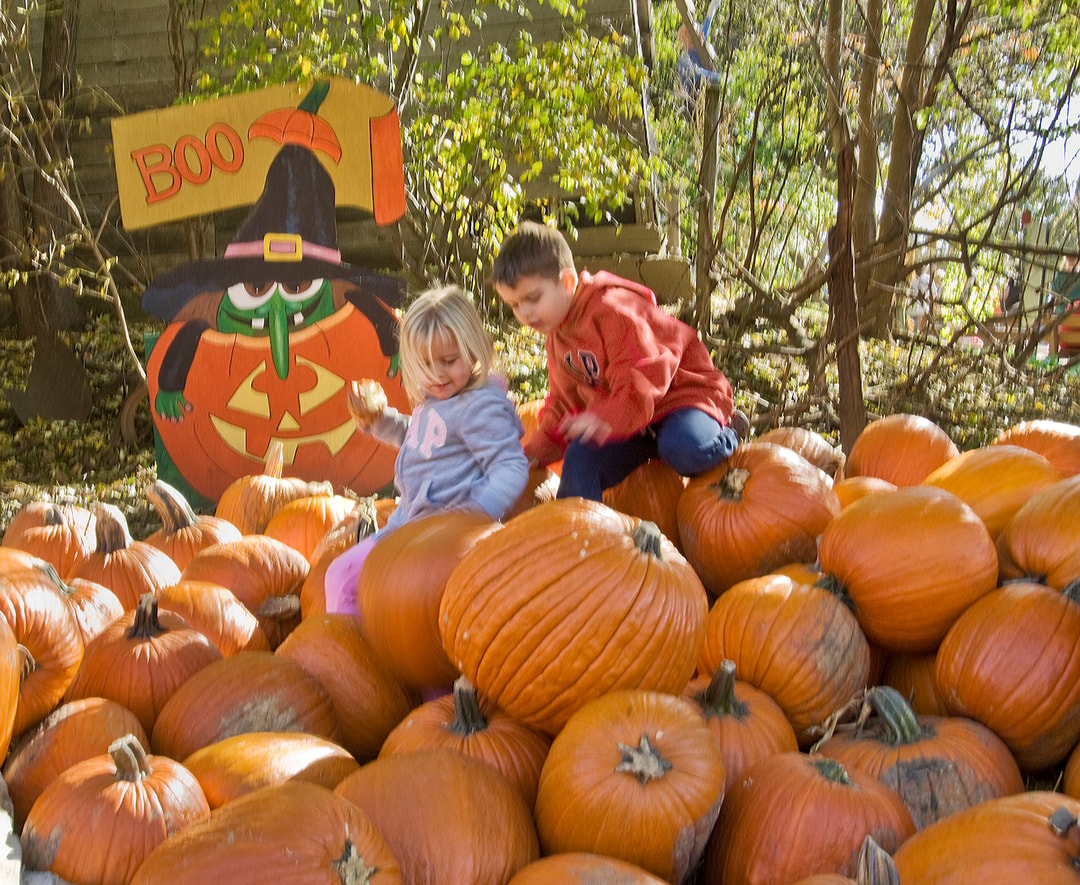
[298,80,331,114]
[109,734,152,782]
[447,676,489,736]
[616,734,673,785]
[632,521,663,558]
[864,685,925,744]
[811,756,853,784]
[695,659,748,720]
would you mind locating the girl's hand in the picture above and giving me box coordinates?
[558,411,613,446]
[347,379,387,430]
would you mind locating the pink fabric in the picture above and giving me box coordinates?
[323,535,377,616]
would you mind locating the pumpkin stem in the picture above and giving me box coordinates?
[93,503,134,554]
[813,573,857,614]
[1062,579,1080,606]
[147,479,199,535]
[615,734,673,785]
[298,80,331,113]
[265,440,285,479]
[332,840,380,883]
[41,505,64,527]
[1049,806,1078,837]
[694,659,748,720]
[717,466,750,501]
[632,521,663,558]
[109,734,151,782]
[863,685,926,745]
[447,676,489,736]
[17,644,35,681]
[856,835,900,885]
[811,756,853,785]
[127,593,166,640]
[259,594,302,619]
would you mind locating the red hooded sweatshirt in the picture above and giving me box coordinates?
[527,270,735,465]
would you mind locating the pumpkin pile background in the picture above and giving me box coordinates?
[2,414,1080,883]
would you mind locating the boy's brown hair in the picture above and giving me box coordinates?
[491,221,575,287]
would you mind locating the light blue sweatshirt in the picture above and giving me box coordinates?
[369,378,529,534]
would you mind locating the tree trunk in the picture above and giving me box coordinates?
[694,81,721,335]
[852,0,882,314]
[11,0,84,339]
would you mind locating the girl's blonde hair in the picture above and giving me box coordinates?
[398,285,494,404]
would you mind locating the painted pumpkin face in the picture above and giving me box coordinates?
[146,301,408,502]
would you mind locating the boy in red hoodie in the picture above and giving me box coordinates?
[492,221,747,501]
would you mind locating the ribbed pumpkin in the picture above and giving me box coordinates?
[155,579,270,657]
[891,791,1080,883]
[935,579,1080,772]
[921,444,1063,538]
[518,398,562,475]
[181,731,359,808]
[995,473,1080,587]
[814,685,1024,830]
[130,780,402,884]
[842,413,959,486]
[298,512,368,617]
[213,440,330,535]
[263,492,358,565]
[603,458,688,550]
[20,734,210,885]
[52,574,123,647]
[180,535,310,648]
[358,511,498,694]
[335,747,539,885]
[535,689,725,884]
[276,613,416,761]
[677,442,840,596]
[0,548,85,737]
[440,499,708,736]
[65,593,223,736]
[816,485,999,653]
[2,696,148,830]
[697,573,870,745]
[702,752,915,884]
[682,659,799,795]
[71,504,181,610]
[991,418,1080,476]
[832,476,896,510]
[0,614,19,767]
[508,853,670,884]
[143,479,242,571]
[150,650,337,760]
[879,651,949,716]
[1,500,95,579]
[380,676,551,808]
[755,425,845,478]
[788,837,900,885]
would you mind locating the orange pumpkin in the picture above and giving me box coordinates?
[1,500,95,579]
[143,479,242,571]
[440,499,708,736]
[703,752,915,884]
[20,734,210,885]
[832,475,896,509]
[935,579,1080,772]
[517,398,562,475]
[275,613,416,761]
[52,574,123,648]
[603,458,687,549]
[756,425,845,478]
[788,836,900,885]
[995,473,1080,588]
[815,685,1024,830]
[991,418,1080,475]
[380,676,550,808]
[508,853,669,884]
[921,444,1063,538]
[181,731,359,808]
[879,650,949,717]
[130,780,402,884]
[247,81,343,161]
[682,658,799,795]
[697,573,870,745]
[0,614,19,767]
[263,492,358,565]
[817,485,999,653]
[335,747,538,884]
[843,413,958,486]
[535,689,725,883]
[677,442,840,596]
[891,791,1080,882]
[213,440,326,535]
[155,579,271,657]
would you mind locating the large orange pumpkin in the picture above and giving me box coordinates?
[995,473,1080,588]
[603,458,687,550]
[697,573,870,745]
[130,780,402,884]
[1,500,95,580]
[155,579,271,657]
[534,689,726,884]
[935,579,1080,772]
[842,413,958,486]
[508,853,669,884]
[143,479,242,571]
[678,442,840,596]
[891,791,1080,883]
[814,685,1024,830]
[991,418,1080,475]
[755,425,845,478]
[440,499,708,736]
[816,485,998,653]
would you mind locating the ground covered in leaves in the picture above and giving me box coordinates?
[2,292,1079,540]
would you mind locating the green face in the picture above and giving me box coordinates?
[217,278,335,378]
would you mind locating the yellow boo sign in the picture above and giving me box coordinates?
[110,78,405,230]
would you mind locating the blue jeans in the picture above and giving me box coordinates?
[557,407,739,501]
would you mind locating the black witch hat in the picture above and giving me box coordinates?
[142,144,399,320]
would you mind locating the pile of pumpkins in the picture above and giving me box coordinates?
[1,413,1080,884]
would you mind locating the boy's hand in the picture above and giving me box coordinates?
[559,411,613,446]
[347,379,387,430]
